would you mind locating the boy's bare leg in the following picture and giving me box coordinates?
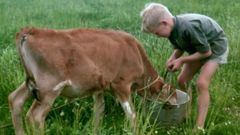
[177,61,202,119]
[177,61,202,91]
[197,61,218,128]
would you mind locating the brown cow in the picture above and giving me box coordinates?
[8,27,166,135]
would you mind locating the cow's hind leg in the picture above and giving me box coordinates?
[92,92,104,135]
[26,91,58,135]
[8,82,31,135]
[112,82,137,135]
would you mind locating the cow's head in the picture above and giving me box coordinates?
[135,76,164,96]
[136,76,177,104]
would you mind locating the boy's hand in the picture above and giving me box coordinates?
[167,58,183,72]
[166,59,173,70]
[166,49,184,71]
[166,57,176,71]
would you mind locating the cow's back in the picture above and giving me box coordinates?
[16,27,145,91]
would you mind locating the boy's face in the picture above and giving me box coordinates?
[150,21,172,38]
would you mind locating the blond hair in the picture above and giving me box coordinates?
[140,3,173,32]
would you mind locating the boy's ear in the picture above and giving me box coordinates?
[161,20,168,26]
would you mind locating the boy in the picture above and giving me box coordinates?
[140,3,228,130]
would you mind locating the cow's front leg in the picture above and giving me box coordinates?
[92,92,105,135]
[112,82,137,135]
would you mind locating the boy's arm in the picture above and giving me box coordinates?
[169,50,212,71]
[179,50,212,63]
[169,49,184,60]
[166,49,184,70]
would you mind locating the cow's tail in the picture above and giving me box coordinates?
[16,27,40,101]
[15,27,33,48]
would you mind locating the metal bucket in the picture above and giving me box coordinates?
[141,89,190,126]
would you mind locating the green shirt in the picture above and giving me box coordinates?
[168,13,228,58]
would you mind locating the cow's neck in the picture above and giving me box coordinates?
[135,42,161,86]
[143,59,159,82]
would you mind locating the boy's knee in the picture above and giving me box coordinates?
[177,75,187,86]
[197,79,209,91]
[177,75,190,90]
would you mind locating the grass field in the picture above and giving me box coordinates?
[0,0,240,134]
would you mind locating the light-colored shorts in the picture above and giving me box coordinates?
[207,46,229,64]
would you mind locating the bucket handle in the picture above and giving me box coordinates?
[162,70,177,105]
[163,70,174,84]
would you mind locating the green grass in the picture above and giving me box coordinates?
[0,0,240,134]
